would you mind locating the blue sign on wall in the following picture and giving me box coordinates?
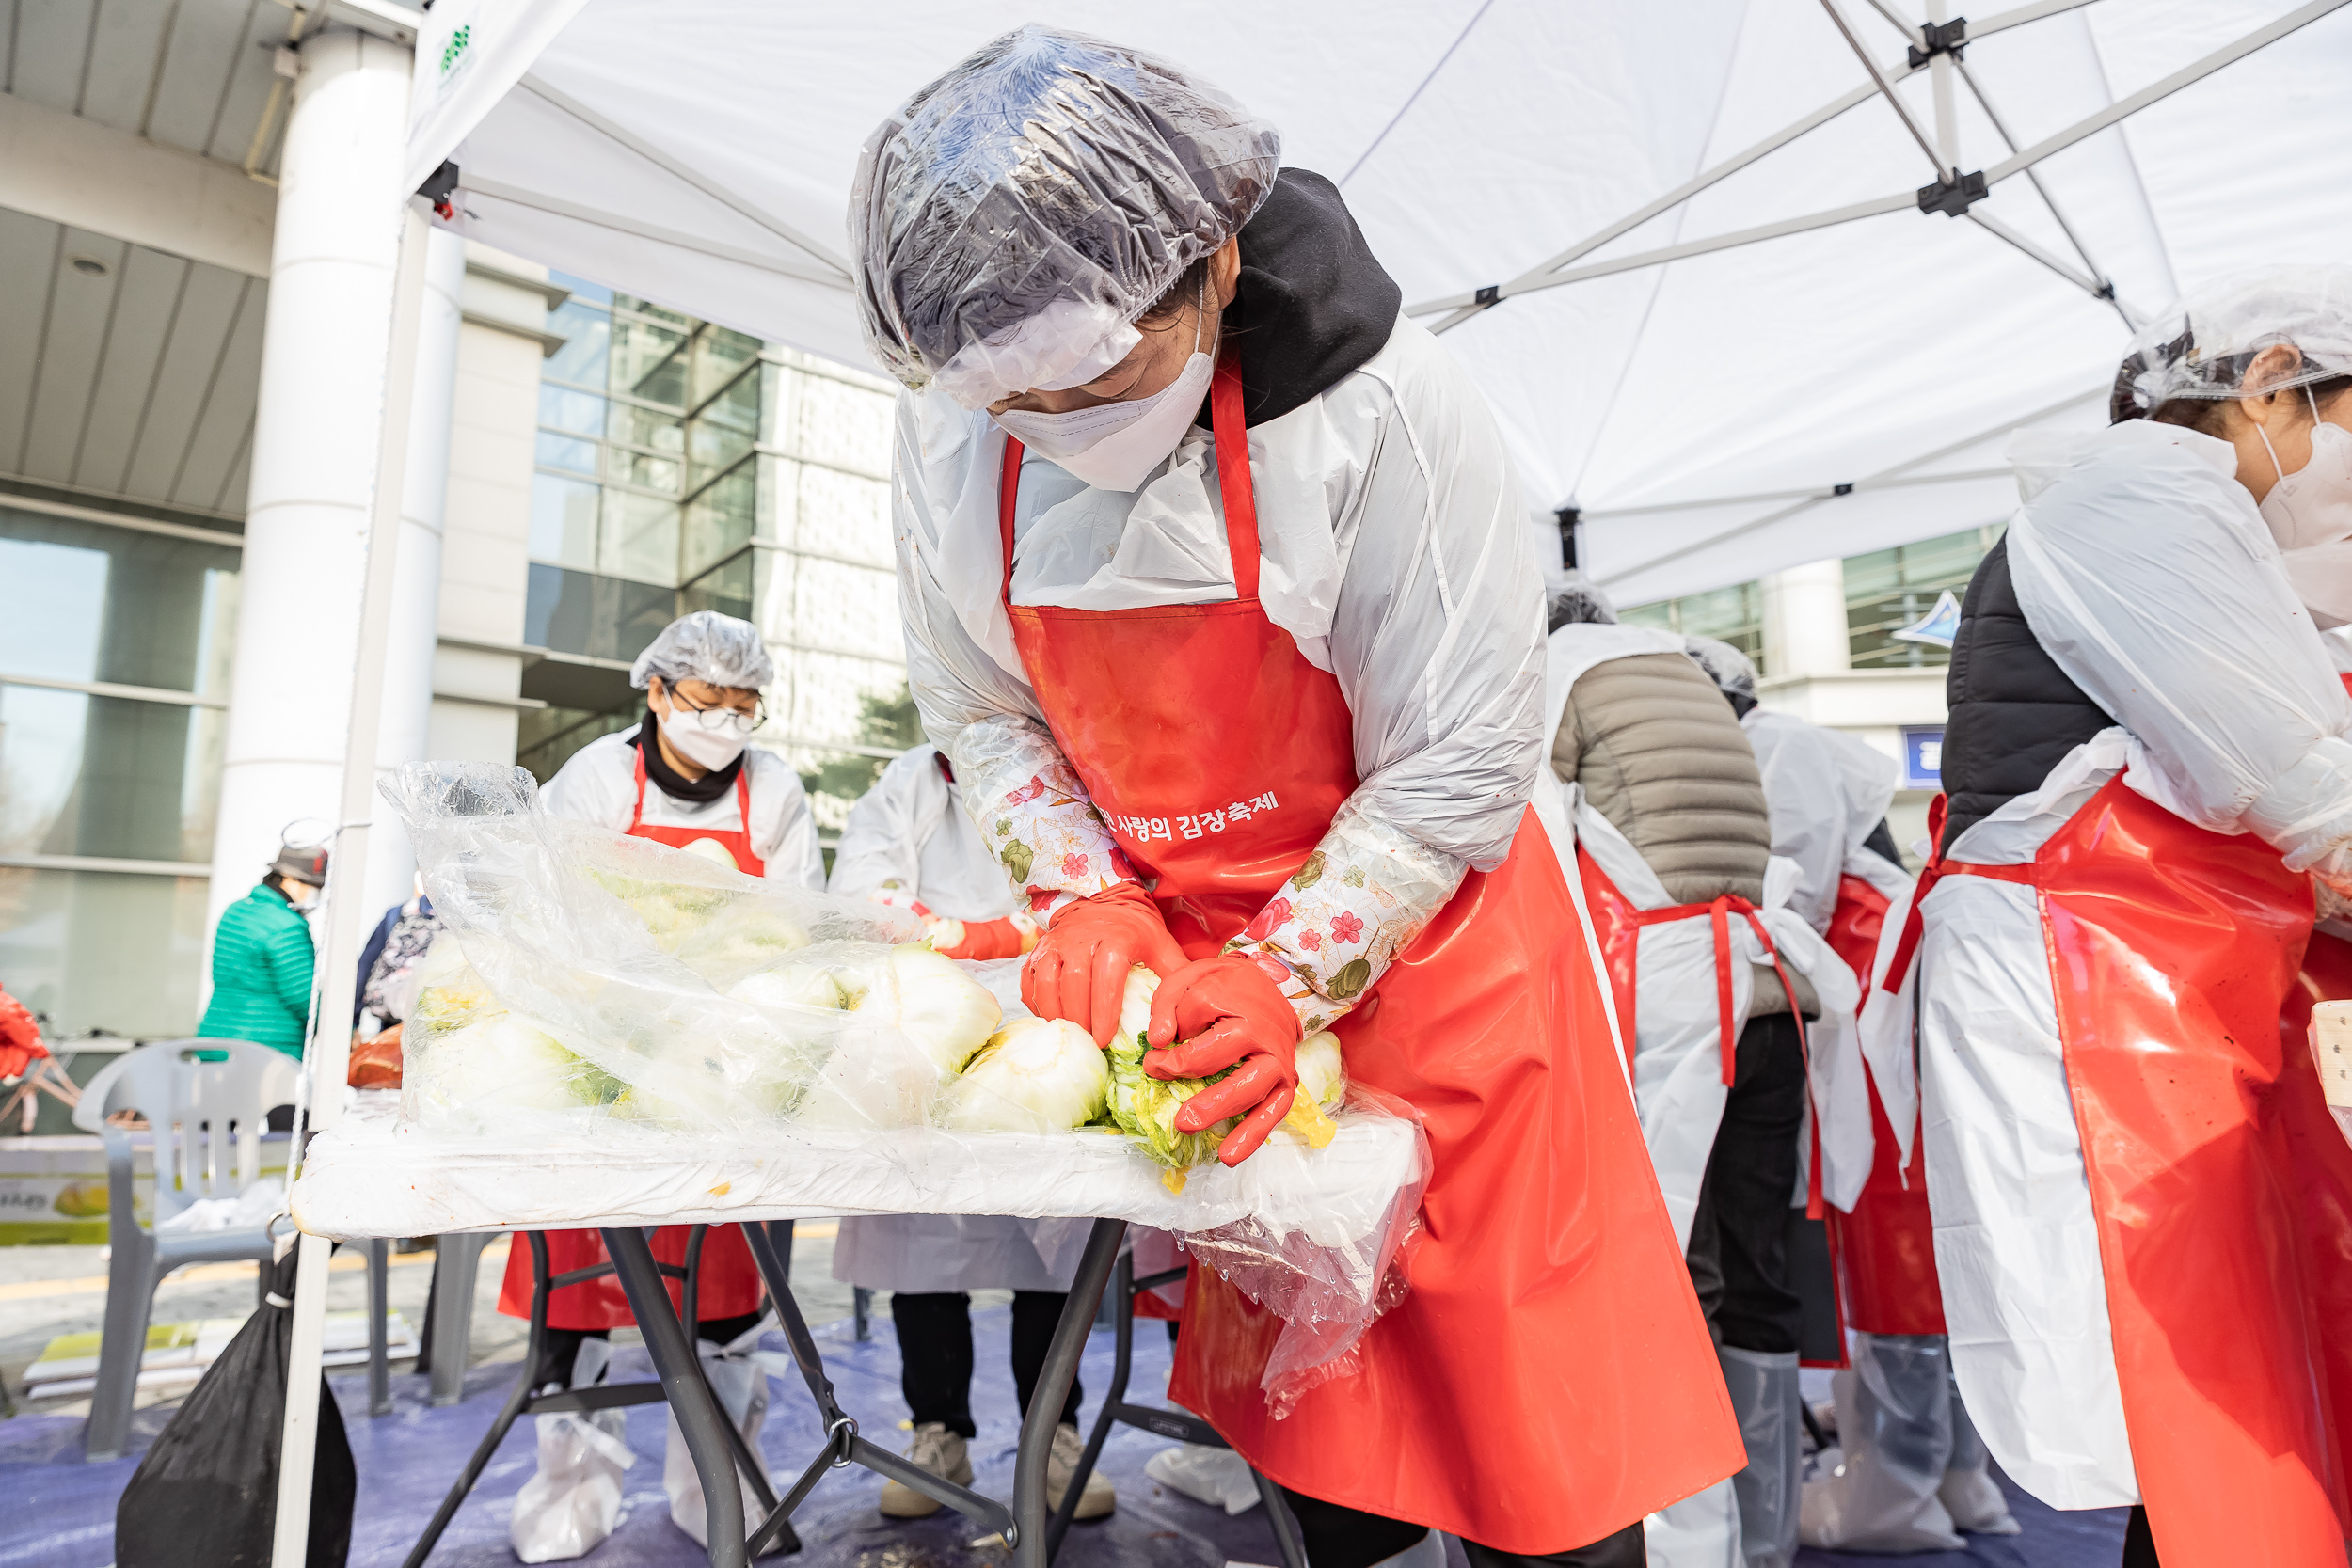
[1901,726,1946,790]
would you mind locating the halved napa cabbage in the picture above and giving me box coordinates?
[942,1019,1110,1133]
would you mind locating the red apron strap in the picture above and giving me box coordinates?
[994,354,1261,610]
[1209,357,1259,601]
[1708,896,1736,1086]
[999,436,1025,604]
[1882,858,2038,994]
[733,764,755,846]
[630,742,651,831]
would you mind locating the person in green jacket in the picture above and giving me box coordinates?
[196,843,328,1058]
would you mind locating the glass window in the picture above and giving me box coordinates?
[689,375,759,490]
[608,402,685,458]
[530,473,601,571]
[691,328,762,410]
[1620,582,1764,672]
[539,384,606,438]
[0,685,225,862]
[680,549,754,622]
[0,510,242,695]
[552,272,612,307]
[612,451,681,494]
[614,294,691,328]
[527,564,677,664]
[534,431,598,477]
[516,705,640,785]
[599,489,680,586]
[544,299,611,389]
[0,867,210,1037]
[1846,527,1995,670]
[684,461,757,578]
[612,318,689,405]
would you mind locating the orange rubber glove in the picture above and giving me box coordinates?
[347,1024,405,1090]
[932,915,1033,962]
[1145,954,1302,1166]
[0,989,47,1080]
[1021,883,1187,1046]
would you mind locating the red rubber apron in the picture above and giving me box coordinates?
[1574,845,1825,1216]
[998,360,1739,1550]
[1907,772,2349,1562]
[497,749,767,1330]
[1822,871,1945,1336]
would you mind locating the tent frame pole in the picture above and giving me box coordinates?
[268,200,430,1568]
[1417,0,2349,331]
[1819,0,1947,174]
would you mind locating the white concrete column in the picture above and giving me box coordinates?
[361,225,464,920]
[204,28,411,955]
[1760,556,1853,680]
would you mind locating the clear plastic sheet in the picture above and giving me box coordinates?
[1180,1084,1431,1417]
[850,25,1279,406]
[362,762,1430,1383]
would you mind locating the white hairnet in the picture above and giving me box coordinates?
[628,610,774,691]
[850,25,1279,408]
[1547,578,1618,629]
[2112,264,2352,421]
[1685,635,1758,701]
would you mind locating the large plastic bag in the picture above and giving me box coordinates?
[663,1318,771,1548]
[379,762,1429,1399]
[386,763,941,1142]
[116,1248,355,1568]
[510,1338,632,1564]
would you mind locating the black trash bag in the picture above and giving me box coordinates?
[116,1246,357,1568]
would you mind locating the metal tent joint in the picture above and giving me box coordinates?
[1908,17,1969,68]
[1917,168,1989,216]
[1474,284,1502,309]
[419,160,461,221]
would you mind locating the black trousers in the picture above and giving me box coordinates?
[893,1291,1082,1440]
[532,1310,765,1391]
[1683,1011,1808,1353]
[1278,1489,1644,1568]
[2123,1506,2159,1567]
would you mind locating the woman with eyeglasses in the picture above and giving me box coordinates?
[501,609,823,1556]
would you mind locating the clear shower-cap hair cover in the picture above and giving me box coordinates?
[1547,578,1619,630]
[2111,264,2352,422]
[850,25,1279,409]
[628,610,775,692]
[1685,635,1758,702]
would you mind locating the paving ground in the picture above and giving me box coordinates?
[0,1233,2123,1568]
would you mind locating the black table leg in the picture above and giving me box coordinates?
[605,1227,747,1568]
[1012,1217,1124,1568]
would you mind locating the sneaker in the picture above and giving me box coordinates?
[878,1422,972,1519]
[1048,1422,1116,1520]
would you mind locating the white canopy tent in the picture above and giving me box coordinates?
[404,0,2352,604]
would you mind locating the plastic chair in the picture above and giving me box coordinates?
[72,1037,302,1461]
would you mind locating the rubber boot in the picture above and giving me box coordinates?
[1719,1345,1800,1568]
[1799,1332,1962,1551]
[1644,1477,1740,1568]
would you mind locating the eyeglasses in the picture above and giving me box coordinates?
[664,684,766,730]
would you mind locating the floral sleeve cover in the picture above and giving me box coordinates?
[1224,798,1466,1034]
[947,712,1139,924]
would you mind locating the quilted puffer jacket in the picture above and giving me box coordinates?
[1552,650,1810,1015]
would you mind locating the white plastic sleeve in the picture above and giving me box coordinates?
[946,712,1138,923]
[1221,799,1465,1033]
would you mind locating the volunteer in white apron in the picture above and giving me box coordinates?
[855,29,1740,1567]
[825,743,1110,1521]
[518,610,823,1555]
[1683,641,2018,1552]
[1878,266,2352,1568]
[1538,591,1868,1568]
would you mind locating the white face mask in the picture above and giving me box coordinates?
[2255,390,2352,627]
[660,701,755,771]
[992,279,1215,494]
